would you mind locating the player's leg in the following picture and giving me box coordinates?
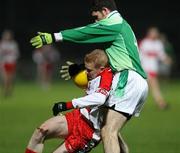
[1,64,7,96]
[41,63,49,90]
[25,115,68,153]
[118,133,129,153]
[102,70,148,153]
[148,76,168,109]
[2,63,16,96]
[5,71,14,96]
[101,109,128,153]
[53,142,69,153]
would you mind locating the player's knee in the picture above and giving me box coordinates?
[101,125,118,139]
[32,126,48,143]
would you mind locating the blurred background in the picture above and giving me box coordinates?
[0,0,180,153]
[0,0,179,80]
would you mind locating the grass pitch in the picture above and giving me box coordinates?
[0,79,180,153]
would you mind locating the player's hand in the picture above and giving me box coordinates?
[52,102,67,116]
[60,61,74,80]
[30,32,53,48]
[60,61,85,80]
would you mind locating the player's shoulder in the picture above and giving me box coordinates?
[155,39,163,46]
[100,67,112,75]
[140,38,149,44]
[98,68,113,80]
[140,38,155,49]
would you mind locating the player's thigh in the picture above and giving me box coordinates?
[53,142,68,153]
[39,115,68,139]
[102,109,127,133]
[107,70,148,116]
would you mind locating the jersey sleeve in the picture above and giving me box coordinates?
[72,92,107,108]
[72,68,113,108]
[60,22,119,43]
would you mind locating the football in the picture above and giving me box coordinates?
[73,70,88,89]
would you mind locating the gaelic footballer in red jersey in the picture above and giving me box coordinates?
[139,27,171,110]
[25,49,113,153]
[0,29,19,97]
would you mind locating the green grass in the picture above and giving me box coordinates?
[0,79,180,153]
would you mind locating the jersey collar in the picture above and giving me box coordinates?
[107,10,120,18]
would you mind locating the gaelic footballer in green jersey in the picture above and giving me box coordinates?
[30,1,148,153]
[31,11,146,79]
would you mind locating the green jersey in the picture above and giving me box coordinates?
[60,11,147,78]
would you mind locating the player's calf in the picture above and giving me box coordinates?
[25,127,48,153]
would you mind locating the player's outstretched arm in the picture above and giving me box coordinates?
[30,21,119,48]
[30,32,55,48]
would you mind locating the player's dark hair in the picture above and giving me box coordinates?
[91,0,117,12]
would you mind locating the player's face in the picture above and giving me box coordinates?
[147,28,160,40]
[85,63,102,80]
[91,10,107,22]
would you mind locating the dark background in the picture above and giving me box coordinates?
[0,0,180,78]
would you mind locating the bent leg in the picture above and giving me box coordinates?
[148,77,168,109]
[26,115,68,153]
[53,142,68,153]
[118,133,129,153]
[101,109,128,153]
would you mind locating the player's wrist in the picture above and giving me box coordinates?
[66,101,74,109]
[51,33,56,42]
[54,32,63,42]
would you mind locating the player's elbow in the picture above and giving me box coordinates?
[95,92,107,105]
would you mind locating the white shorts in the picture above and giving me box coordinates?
[105,70,148,117]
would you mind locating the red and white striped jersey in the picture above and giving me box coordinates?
[139,38,167,73]
[72,68,113,132]
[0,40,19,63]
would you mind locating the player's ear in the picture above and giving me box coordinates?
[100,66,105,71]
[102,7,110,15]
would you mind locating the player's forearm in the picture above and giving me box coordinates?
[72,92,107,108]
[52,92,107,115]
[30,22,119,48]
